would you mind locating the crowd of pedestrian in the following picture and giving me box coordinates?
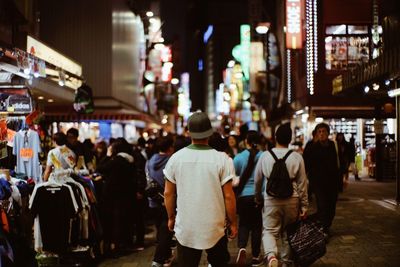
[43,112,360,267]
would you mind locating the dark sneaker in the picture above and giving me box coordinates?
[251,256,263,266]
[236,248,246,265]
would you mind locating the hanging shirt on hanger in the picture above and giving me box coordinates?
[12,129,42,183]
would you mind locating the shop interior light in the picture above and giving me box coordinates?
[149,18,157,24]
[372,83,380,90]
[171,78,179,85]
[364,85,370,93]
[385,79,391,86]
[388,88,400,98]
[38,96,44,100]
[48,99,54,103]
[164,62,173,68]
[227,60,235,68]
[146,11,154,17]
[315,117,324,123]
[159,37,165,43]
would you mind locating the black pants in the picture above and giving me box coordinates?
[134,198,147,246]
[177,236,230,267]
[313,184,338,232]
[237,195,262,257]
[153,206,174,264]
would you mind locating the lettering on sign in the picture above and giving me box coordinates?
[286,0,303,49]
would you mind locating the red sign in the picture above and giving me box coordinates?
[286,0,303,49]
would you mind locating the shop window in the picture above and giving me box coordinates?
[325,25,371,70]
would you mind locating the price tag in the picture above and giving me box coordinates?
[20,148,33,161]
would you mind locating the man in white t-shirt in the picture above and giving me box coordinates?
[164,112,237,267]
[43,132,76,181]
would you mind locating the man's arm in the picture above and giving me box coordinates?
[222,180,237,239]
[164,179,177,232]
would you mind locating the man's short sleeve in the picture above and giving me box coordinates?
[163,156,176,184]
[220,155,235,186]
[46,150,54,167]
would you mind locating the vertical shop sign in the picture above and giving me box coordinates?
[286,0,303,49]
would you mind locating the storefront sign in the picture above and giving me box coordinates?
[286,0,303,49]
[332,75,343,94]
[7,95,32,113]
[27,35,82,76]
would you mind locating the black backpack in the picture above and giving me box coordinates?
[266,149,293,198]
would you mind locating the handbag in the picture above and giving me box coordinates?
[145,178,164,203]
[286,217,326,266]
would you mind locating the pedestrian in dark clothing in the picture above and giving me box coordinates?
[336,133,351,191]
[349,136,359,180]
[147,135,175,267]
[303,123,341,235]
[96,138,137,256]
[303,129,319,200]
[132,143,148,251]
[208,132,227,152]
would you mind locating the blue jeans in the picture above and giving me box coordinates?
[177,236,230,267]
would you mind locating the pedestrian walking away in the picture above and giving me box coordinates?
[233,130,263,266]
[164,112,238,267]
[254,123,308,267]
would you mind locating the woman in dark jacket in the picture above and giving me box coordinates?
[97,138,137,255]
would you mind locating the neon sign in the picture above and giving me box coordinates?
[286,0,303,49]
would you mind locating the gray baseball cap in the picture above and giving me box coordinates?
[187,112,213,139]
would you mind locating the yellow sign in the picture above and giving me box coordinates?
[332,75,343,95]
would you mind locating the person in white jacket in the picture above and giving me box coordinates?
[254,123,308,267]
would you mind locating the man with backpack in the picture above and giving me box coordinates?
[254,123,308,267]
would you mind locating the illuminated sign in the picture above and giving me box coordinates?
[203,25,214,44]
[240,24,251,80]
[286,0,303,49]
[27,35,82,76]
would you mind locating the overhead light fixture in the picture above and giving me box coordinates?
[171,78,179,85]
[58,69,66,86]
[48,99,54,103]
[388,88,400,98]
[385,79,391,86]
[315,117,324,123]
[364,85,370,93]
[149,18,157,24]
[154,43,164,50]
[159,37,165,43]
[372,83,379,91]
[146,11,154,17]
[38,96,44,100]
[255,22,270,34]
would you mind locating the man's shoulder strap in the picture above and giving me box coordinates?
[268,149,293,162]
[268,149,278,161]
[283,150,293,161]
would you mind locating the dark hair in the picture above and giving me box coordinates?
[236,131,261,195]
[275,123,292,145]
[315,123,330,134]
[111,138,132,157]
[246,130,261,149]
[208,132,226,152]
[137,137,146,147]
[66,128,79,138]
[156,135,174,153]
[53,132,67,146]
[311,129,316,137]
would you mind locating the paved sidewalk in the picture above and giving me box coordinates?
[98,175,400,267]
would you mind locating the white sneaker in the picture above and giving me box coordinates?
[236,248,246,265]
